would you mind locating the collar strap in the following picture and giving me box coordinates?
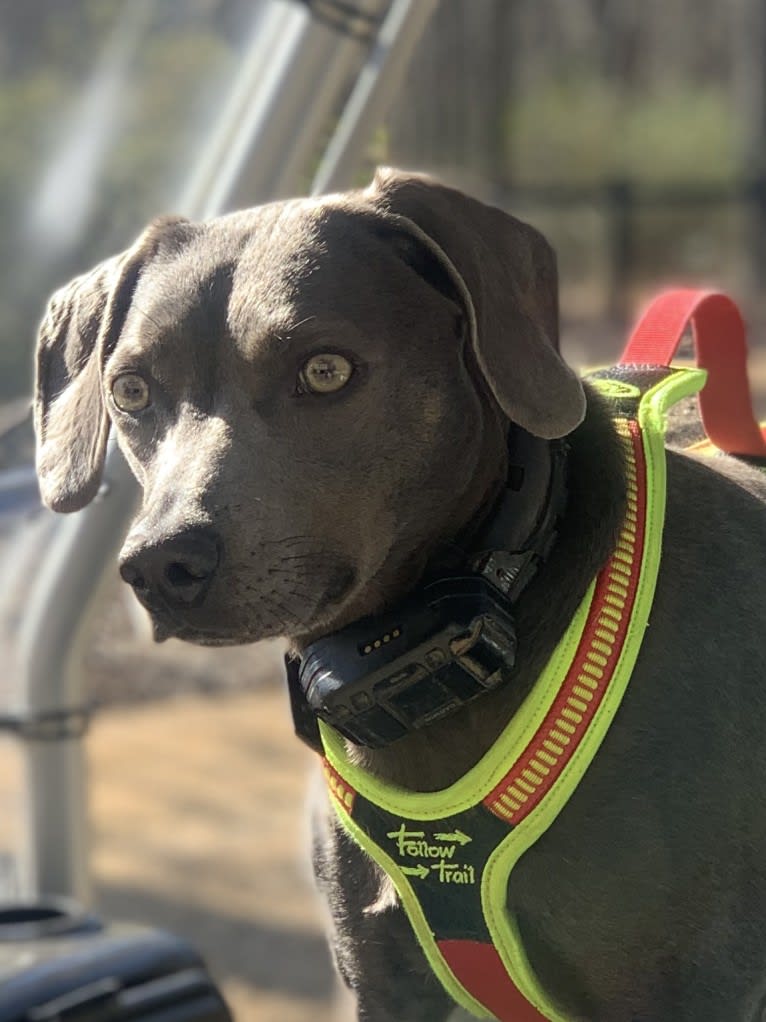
[472,437,568,603]
[289,437,568,751]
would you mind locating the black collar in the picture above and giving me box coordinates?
[287,430,568,751]
[471,427,568,602]
[420,425,568,597]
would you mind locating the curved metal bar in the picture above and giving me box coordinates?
[312,0,439,194]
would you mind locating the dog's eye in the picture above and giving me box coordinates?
[111,373,151,413]
[299,354,353,395]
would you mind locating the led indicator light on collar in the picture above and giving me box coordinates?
[362,628,401,655]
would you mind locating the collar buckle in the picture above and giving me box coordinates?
[475,549,538,601]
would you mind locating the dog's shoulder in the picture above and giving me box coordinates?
[664,392,766,503]
[645,446,766,679]
[682,447,766,504]
[666,445,766,526]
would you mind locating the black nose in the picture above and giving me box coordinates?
[119,528,221,609]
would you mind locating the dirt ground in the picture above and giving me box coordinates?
[89,681,355,1022]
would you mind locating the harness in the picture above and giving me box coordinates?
[311,290,766,1021]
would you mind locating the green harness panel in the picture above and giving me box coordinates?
[321,366,707,1021]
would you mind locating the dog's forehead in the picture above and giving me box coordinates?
[132,200,316,318]
[225,198,396,344]
[128,197,392,357]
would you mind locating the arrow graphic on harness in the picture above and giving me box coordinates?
[433,830,472,846]
[401,863,430,880]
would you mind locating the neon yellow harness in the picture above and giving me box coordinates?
[319,366,708,1021]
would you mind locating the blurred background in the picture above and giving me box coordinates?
[0,1,765,1020]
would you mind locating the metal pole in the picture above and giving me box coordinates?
[183,0,388,215]
[312,0,439,194]
[14,0,403,902]
[15,451,139,899]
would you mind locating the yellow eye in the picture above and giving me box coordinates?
[111,373,150,412]
[299,354,353,395]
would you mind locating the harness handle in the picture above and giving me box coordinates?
[620,289,766,456]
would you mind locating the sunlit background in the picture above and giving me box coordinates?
[1,1,765,1020]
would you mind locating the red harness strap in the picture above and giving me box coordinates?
[620,289,766,457]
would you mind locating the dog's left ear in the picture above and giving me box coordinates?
[365,168,585,439]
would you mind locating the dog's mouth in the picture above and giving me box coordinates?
[133,564,359,646]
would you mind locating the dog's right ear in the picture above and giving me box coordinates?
[35,216,193,513]
[364,169,585,440]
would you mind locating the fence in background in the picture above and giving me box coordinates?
[499,178,766,324]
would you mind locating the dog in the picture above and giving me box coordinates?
[34,168,766,1021]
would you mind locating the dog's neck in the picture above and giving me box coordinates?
[347,386,628,792]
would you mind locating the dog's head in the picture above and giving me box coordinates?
[34,169,584,646]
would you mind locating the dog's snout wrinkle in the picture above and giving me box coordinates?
[119,527,221,610]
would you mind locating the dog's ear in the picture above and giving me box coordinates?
[365,168,585,439]
[35,217,193,513]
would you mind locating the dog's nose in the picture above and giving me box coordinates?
[119,528,221,608]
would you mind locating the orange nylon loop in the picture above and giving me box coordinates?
[620,289,766,457]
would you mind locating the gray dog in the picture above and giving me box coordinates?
[34,169,766,1021]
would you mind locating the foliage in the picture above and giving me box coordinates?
[508,77,740,186]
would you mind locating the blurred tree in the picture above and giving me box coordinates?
[387,0,750,321]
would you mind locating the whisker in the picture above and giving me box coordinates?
[130,301,163,332]
[278,553,335,563]
[286,314,318,333]
[266,566,319,578]
[271,593,307,630]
